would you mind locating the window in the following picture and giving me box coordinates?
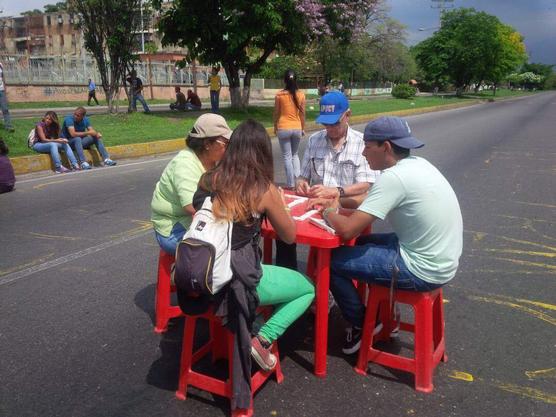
[47,16,51,26]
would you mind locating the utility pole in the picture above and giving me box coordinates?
[140,0,145,54]
[431,0,454,27]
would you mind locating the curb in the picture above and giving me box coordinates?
[10,99,482,175]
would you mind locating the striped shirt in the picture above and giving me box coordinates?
[299,126,379,187]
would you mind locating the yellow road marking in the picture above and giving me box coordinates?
[447,370,474,382]
[465,229,556,252]
[29,232,80,241]
[33,179,74,190]
[469,296,556,326]
[494,382,556,404]
[483,248,556,258]
[490,256,556,271]
[525,368,556,380]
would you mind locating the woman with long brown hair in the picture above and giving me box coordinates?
[193,119,314,413]
[273,69,306,188]
[29,111,80,173]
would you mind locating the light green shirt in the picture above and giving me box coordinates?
[358,156,463,284]
[150,149,205,237]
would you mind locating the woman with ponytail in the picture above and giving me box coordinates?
[273,69,306,188]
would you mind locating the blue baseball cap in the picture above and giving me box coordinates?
[363,116,424,149]
[316,91,349,125]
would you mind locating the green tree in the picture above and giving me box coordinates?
[152,0,378,108]
[21,10,43,16]
[414,8,526,96]
[44,2,68,13]
[68,0,141,113]
[482,23,527,95]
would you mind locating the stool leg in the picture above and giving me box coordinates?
[271,342,284,384]
[434,291,448,362]
[414,296,434,393]
[154,253,173,333]
[354,288,378,376]
[210,320,228,362]
[176,316,197,400]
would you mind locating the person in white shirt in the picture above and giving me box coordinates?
[309,116,463,355]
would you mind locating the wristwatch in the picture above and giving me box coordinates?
[337,186,345,197]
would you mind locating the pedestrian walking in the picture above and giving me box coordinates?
[273,69,306,188]
[0,62,14,132]
[87,78,100,106]
[126,70,151,113]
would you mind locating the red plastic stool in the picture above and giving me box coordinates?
[154,249,183,333]
[175,309,284,417]
[354,285,447,393]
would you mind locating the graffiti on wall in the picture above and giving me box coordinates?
[43,86,87,96]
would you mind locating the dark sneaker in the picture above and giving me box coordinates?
[251,336,277,372]
[104,158,117,166]
[342,322,383,355]
[81,162,92,170]
[55,166,70,174]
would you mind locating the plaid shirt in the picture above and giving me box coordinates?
[299,126,379,187]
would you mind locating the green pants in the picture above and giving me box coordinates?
[256,264,315,343]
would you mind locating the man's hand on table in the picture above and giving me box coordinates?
[295,178,310,196]
[308,184,340,199]
[307,196,340,212]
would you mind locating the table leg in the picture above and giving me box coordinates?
[314,248,331,378]
[263,236,273,264]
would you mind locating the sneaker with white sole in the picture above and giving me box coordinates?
[342,322,384,355]
[81,162,92,170]
[104,158,117,166]
[251,336,277,372]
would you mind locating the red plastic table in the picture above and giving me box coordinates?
[261,194,346,378]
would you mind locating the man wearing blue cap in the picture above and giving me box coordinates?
[276,91,378,270]
[309,116,463,354]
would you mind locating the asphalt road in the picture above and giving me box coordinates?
[1,92,555,417]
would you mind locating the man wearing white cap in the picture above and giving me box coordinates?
[309,116,463,354]
[151,113,233,255]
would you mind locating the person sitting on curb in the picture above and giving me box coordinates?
[150,113,232,255]
[308,116,463,355]
[61,107,116,170]
[30,111,80,173]
[275,91,378,271]
[0,138,15,193]
[169,86,187,111]
[185,89,202,111]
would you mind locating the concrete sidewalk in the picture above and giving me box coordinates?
[9,99,482,176]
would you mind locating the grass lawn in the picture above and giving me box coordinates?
[1,91,534,157]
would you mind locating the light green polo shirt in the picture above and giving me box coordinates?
[358,156,463,284]
[150,148,205,237]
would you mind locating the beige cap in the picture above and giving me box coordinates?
[189,113,232,140]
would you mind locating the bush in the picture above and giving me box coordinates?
[392,84,417,99]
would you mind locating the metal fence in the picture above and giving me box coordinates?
[0,54,231,86]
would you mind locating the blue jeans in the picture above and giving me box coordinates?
[155,222,187,256]
[69,135,110,164]
[330,233,442,328]
[185,103,201,111]
[132,93,150,112]
[277,129,302,187]
[33,141,78,168]
[0,90,13,129]
[210,90,220,113]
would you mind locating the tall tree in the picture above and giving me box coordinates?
[68,0,141,113]
[152,0,378,108]
[413,8,526,96]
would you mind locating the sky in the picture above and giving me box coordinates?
[1,0,555,64]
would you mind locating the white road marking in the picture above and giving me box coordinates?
[0,229,153,287]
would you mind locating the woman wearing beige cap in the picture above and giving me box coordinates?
[150,113,232,255]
